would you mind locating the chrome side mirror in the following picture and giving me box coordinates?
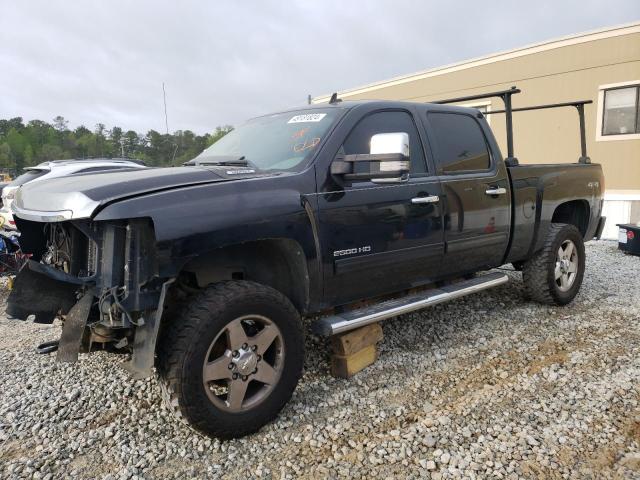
[330,132,410,183]
[369,132,410,183]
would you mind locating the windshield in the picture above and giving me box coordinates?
[195,108,341,172]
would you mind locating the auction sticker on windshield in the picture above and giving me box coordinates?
[288,113,327,123]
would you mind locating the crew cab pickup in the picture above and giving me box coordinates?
[7,87,605,438]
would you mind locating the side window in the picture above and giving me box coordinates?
[342,111,427,175]
[428,113,491,173]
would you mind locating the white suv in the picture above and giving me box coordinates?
[0,158,147,229]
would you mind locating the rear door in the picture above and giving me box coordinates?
[318,108,444,306]
[423,110,511,274]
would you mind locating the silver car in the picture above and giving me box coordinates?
[0,159,147,229]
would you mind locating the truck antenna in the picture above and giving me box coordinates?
[329,92,341,104]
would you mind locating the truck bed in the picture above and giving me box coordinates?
[506,162,604,264]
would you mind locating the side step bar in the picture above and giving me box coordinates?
[312,272,509,336]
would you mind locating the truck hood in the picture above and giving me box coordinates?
[13,165,267,222]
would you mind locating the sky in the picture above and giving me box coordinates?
[1,1,638,135]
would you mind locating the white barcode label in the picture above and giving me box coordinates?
[288,113,326,123]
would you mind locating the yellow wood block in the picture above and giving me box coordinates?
[331,323,383,356]
[331,344,378,379]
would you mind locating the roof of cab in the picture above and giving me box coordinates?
[270,98,481,116]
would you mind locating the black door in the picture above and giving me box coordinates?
[317,110,444,306]
[423,110,511,274]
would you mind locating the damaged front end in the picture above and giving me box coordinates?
[8,217,172,377]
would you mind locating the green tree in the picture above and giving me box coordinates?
[109,127,124,157]
[0,143,12,170]
[39,144,64,161]
[0,115,233,172]
[206,125,233,147]
[76,133,97,158]
[0,118,24,138]
[23,144,34,166]
[94,123,107,157]
[25,120,51,153]
[6,128,26,171]
[123,130,140,158]
[52,116,68,132]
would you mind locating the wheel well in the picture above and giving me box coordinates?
[178,239,310,313]
[552,200,590,237]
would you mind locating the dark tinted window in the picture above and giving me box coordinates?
[8,169,48,187]
[428,113,491,173]
[343,111,426,174]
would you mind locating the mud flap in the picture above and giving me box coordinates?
[595,216,606,240]
[57,293,93,363]
[123,278,174,379]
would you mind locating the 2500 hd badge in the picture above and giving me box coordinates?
[333,246,372,257]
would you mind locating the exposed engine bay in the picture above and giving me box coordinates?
[42,222,97,277]
[7,217,167,375]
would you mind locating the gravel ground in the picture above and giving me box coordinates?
[0,240,639,479]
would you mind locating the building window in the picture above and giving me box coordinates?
[596,81,640,141]
[602,86,639,135]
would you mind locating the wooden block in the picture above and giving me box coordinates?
[331,344,378,379]
[329,323,384,378]
[331,323,383,356]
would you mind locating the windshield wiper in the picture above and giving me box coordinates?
[185,155,249,167]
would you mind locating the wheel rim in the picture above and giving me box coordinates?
[202,315,285,413]
[555,239,579,292]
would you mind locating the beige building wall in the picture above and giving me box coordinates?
[314,23,640,238]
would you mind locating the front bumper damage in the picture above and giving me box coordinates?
[7,261,96,362]
[7,260,86,324]
[7,218,173,378]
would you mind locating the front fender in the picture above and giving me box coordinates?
[93,172,323,307]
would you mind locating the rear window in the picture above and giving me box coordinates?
[428,113,491,173]
[7,169,48,187]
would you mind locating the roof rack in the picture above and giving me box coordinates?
[433,86,592,165]
[489,100,592,164]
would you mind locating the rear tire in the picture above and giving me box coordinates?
[156,281,304,439]
[523,223,585,305]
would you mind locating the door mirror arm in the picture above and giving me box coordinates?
[331,153,410,183]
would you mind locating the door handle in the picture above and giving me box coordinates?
[411,195,439,204]
[485,187,507,196]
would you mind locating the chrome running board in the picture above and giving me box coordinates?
[312,272,509,336]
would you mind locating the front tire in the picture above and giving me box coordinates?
[523,223,585,305]
[156,281,304,439]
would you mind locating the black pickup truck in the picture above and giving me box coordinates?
[8,88,605,438]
